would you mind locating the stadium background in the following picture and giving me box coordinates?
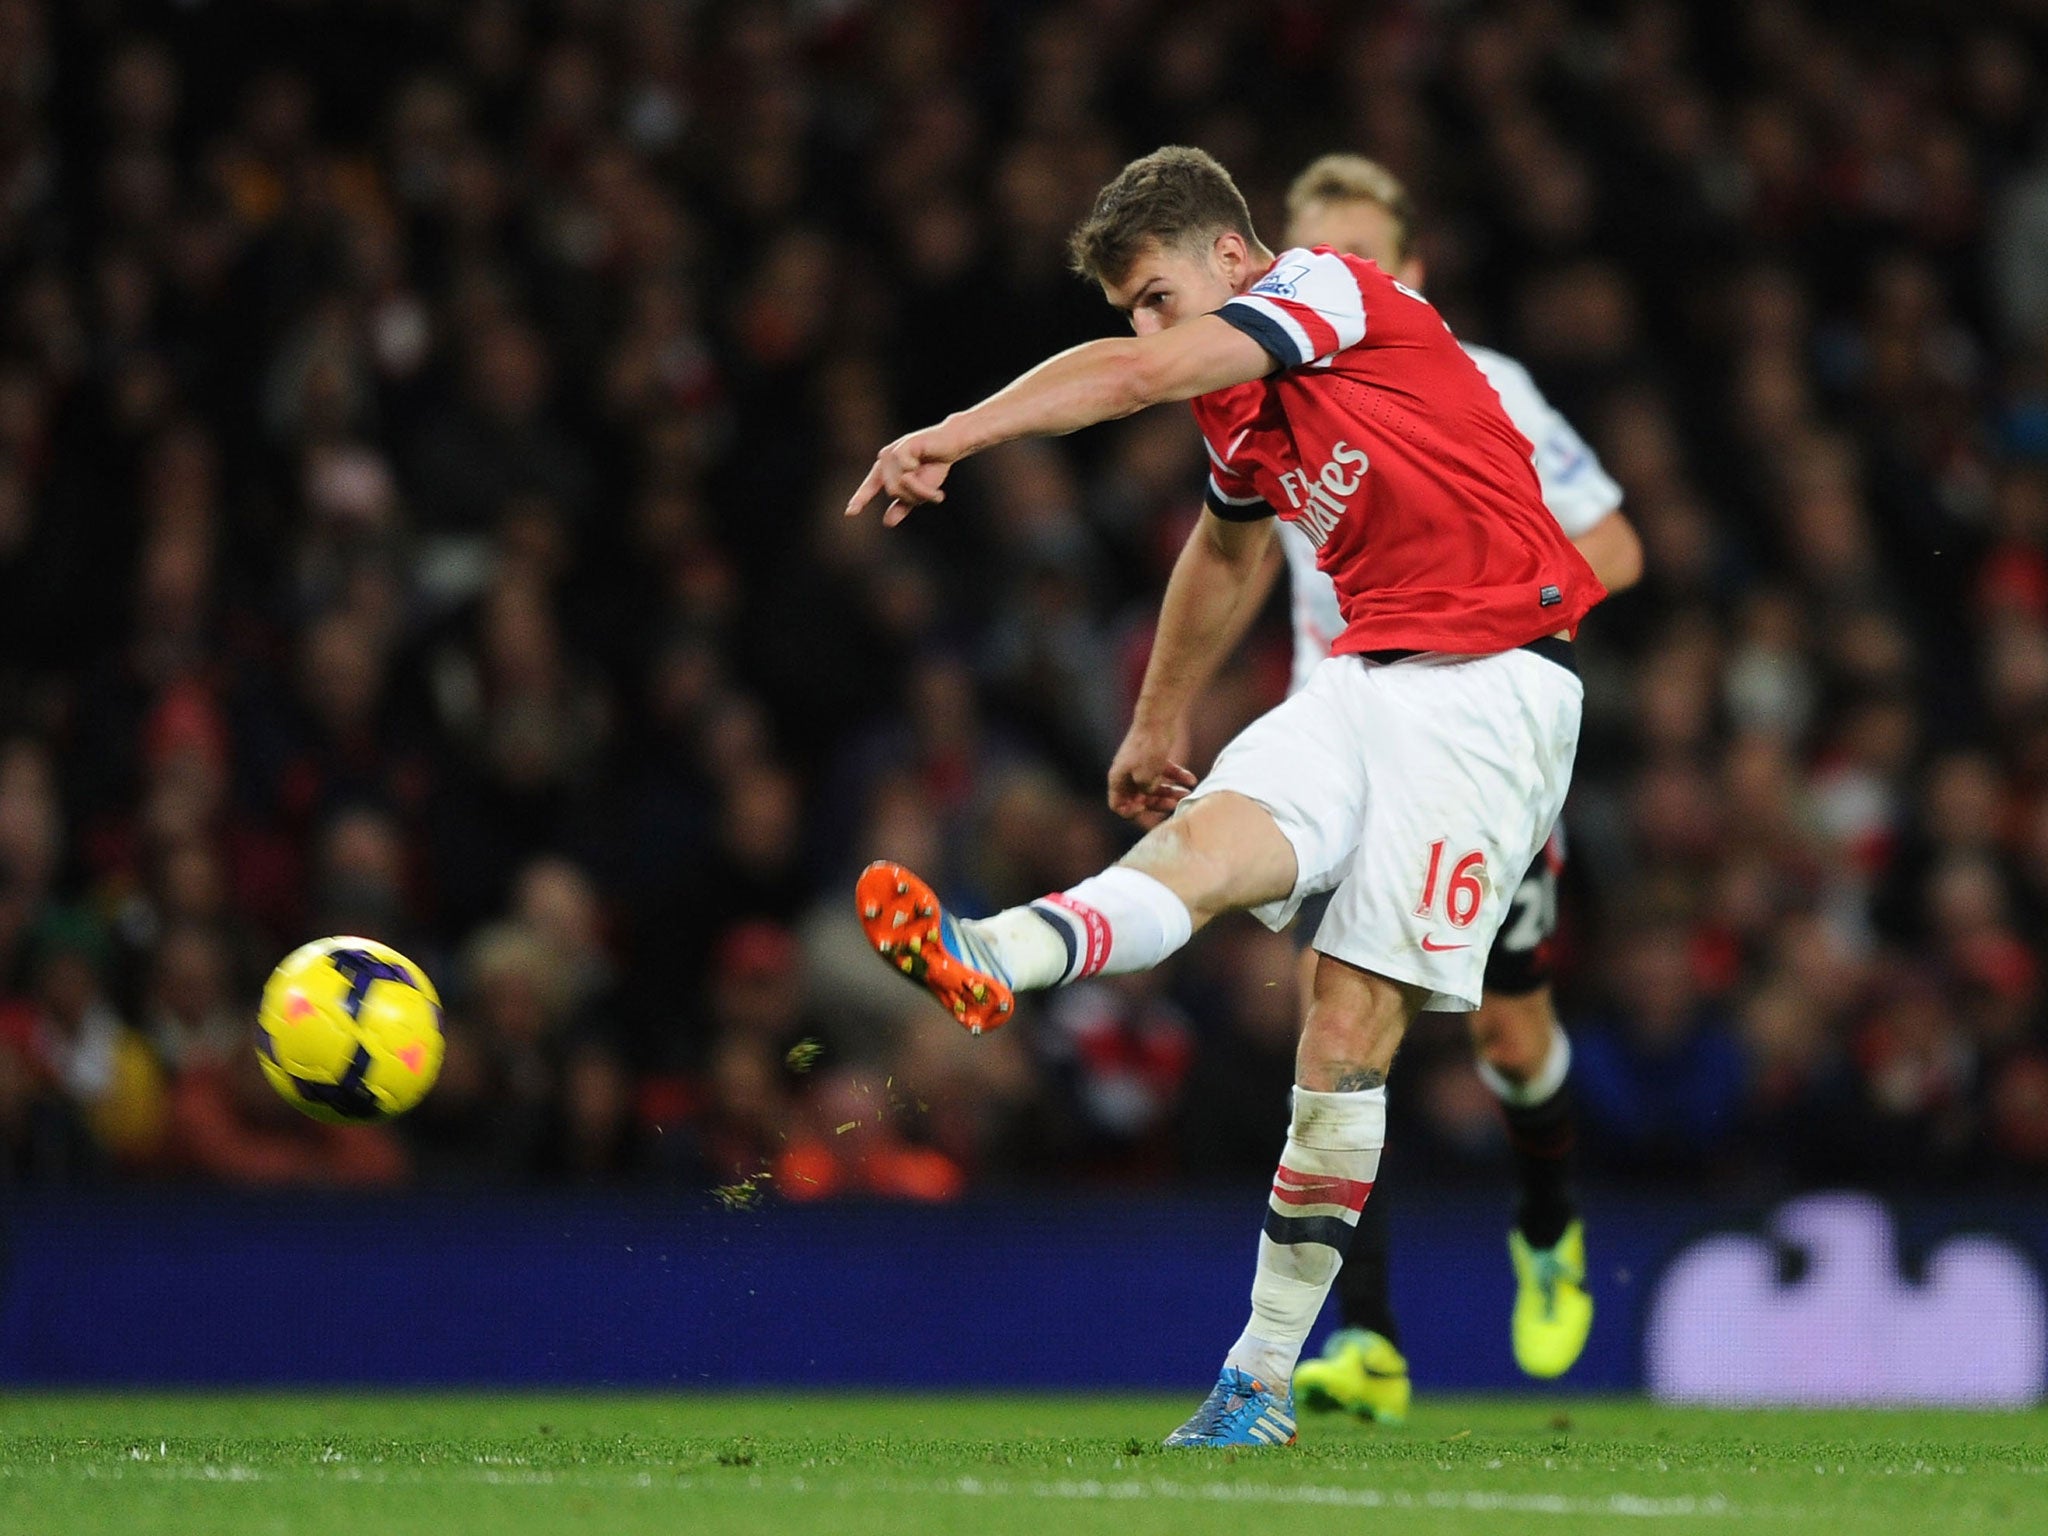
[2,0,2048,1394]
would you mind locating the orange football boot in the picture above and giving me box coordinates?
[856,861,1016,1034]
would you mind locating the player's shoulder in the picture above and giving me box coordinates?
[1249,245,1380,305]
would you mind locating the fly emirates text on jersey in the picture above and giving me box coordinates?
[1275,441,1370,547]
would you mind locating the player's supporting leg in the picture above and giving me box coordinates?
[1165,954,1418,1448]
[1287,939,1411,1424]
[1470,983,1591,1377]
[856,789,1295,1032]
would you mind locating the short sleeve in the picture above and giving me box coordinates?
[1216,248,1369,371]
[1204,472,1273,522]
[1201,432,1273,522]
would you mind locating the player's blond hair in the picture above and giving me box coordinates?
[1285,154,1417,263]
[1067,146,1262,285]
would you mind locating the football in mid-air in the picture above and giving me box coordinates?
[256,936,444,1123]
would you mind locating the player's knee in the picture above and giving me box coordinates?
[1121,814,1226,917]
[1122,792,1292,922]
[1470,989,1555,1080]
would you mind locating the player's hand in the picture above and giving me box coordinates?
[845,424,961,527]
[1107,725,1198,829]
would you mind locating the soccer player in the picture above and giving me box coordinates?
[846,147,1602,1447]
[1268,156,1643,1425]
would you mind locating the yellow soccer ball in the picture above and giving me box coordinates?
[256,936,444,1123]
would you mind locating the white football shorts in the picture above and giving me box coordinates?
[1183,645,1582,1012]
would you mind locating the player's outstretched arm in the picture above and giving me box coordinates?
[1108,510,1276,827]
[845,316,1273,526]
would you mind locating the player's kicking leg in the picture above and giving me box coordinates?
[857,786,1297,1032]
[1471,833,1591,1378]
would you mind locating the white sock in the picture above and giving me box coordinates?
[957,866,1193,991]
[1030,866,1192,984]
[1476,1023,1572,1107]
[1224,1085,1387,1388]
[951,906,1067,990]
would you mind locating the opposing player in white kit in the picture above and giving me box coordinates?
[1260,158,1642,1423]
[845,147,1602,1447]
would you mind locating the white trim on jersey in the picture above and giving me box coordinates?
[1223,248,1370,369]
[1226,293,1319,366]
[1207,471,1265,508]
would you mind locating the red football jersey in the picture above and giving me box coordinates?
[1197,247,1604,655]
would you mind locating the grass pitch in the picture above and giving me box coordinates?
[2,1393,2045,1534]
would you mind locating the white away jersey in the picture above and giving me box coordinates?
[1280,343,1622,693]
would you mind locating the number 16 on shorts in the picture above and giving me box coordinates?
[1415,840,1486,930]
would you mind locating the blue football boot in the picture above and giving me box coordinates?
[1163,1366,1298,1447]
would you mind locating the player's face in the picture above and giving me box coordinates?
[1287,198,1426,289]
[1103,235,1251,336]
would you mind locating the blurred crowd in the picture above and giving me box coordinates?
[1,0,2046,1201]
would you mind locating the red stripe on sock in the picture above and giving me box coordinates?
[1271,1166,1374,1212]
[1040,892,1111,978]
